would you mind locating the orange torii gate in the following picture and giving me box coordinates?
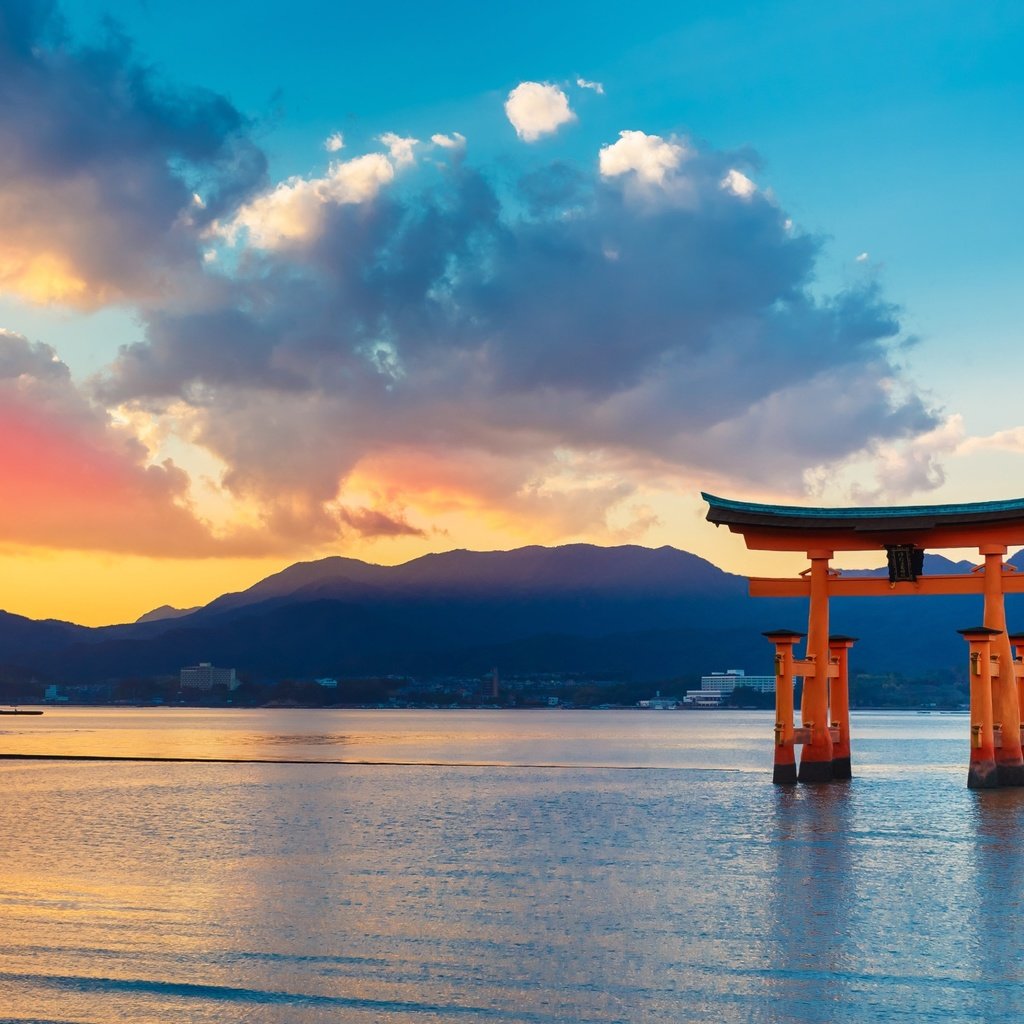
[702,493,1024,788]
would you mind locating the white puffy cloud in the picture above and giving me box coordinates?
[599,131,688,185]
[379,132,418,167]
[720,168,756,198]
[576,77,605,94]
[324,132,344,153]
[224,153,396,249]
[957,421,1024,455]
[431,132,467,150]
[504,82,576,142]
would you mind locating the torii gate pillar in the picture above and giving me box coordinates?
[980,545,1024,785]
[798,550,834,783]
[828,635,857,780]
[959,627,1000,789]
[765,629,803,784]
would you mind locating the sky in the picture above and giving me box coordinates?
[1,0,1022,625]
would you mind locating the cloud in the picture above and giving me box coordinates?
[336,506,425,538]
[504,82,576,142]
[222,152,396,248]
[599,130,688,185]
[0,326,406,556]
[0,5,942,554]
[378,132,418,167]
[0,329,246,555]
[720,168,756,198]
[576,77,605,95]
[0,0,265,307]
[431,132,466,150]
[324,132,344,153]
[847,415,964,502]
[97,131,938,546]
[955,421,1024,456]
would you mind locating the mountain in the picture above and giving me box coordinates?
[2,543,1021,684]
[842,553,979,577]
[135,605,201,623]
[0,609,92,660]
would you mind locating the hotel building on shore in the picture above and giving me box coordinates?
[685,668,775,707]
[180,662,238,691]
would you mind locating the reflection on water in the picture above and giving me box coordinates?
[1,710,1023,1022]
[760,784,855,1021]
[969,789,1024,1022]
[0,706,785,767]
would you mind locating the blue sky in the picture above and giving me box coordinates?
[47,0,1024,399]
[1,0,1022,622]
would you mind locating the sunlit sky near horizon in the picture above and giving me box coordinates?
[1,0,1022,625]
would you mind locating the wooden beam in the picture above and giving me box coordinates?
[789,727,841,745]
[749,572,1024,599]
[792,659,839,677]
[738,523,1024,552]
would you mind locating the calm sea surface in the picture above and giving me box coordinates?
[1,708,1022,1023]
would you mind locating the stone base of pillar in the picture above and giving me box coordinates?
[968,758,999,789]
[831,755,852,780]
[797,756,833,783]
[996,760,1024,787]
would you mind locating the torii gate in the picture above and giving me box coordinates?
[702,492,1024,789]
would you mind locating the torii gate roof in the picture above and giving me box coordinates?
[702,492,1024,552]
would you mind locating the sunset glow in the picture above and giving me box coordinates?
[1,1,1021,624]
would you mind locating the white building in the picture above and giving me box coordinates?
[684,690,726,707]
[699,669,775,695]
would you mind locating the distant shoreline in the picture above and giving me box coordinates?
[13,703,970,713]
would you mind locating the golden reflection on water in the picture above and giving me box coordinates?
[0,706,783,768]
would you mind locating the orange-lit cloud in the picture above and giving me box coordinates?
[0,329,441,558]
[222,152,397,250]
[346,446,655,544]
[0,250,92,305]
[0,330,215,553]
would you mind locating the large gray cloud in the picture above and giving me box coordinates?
[0,0,265,306]
[97,140,936,538]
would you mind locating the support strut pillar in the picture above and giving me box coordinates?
[959,626,1001,789]
[980,545,1024,786]
[828,635,857,780]
[765,630,804,784]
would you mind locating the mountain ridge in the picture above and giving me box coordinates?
[2,542,1022,684]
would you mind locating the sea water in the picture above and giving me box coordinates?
[0,708,1021,1023]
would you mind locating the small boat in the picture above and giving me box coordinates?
[0,708,44,716]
